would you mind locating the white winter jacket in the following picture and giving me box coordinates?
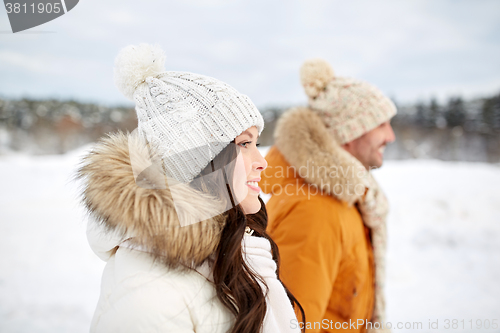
[87,223,234,332]
[78,132,299,333]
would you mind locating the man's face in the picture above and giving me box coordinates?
[342,121,396,170]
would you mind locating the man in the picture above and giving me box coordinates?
[261,59,396,333]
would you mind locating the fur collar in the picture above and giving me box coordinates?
[274,107,368,205]
[76,131,225,268]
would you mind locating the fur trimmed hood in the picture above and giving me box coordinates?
[76,131,225,268]
[272,107,369,205]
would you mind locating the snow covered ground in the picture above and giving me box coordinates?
[0,146,499,332]
[375,161,500,332]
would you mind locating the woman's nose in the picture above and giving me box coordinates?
[253,149,268,171]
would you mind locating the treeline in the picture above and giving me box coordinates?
[393,94,500,134]
[0,98,137,154]
[0,92,499,161]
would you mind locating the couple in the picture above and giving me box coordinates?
[77,44,396,333]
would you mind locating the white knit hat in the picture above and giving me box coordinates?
[300,58,396,144]
[114,44,264,183]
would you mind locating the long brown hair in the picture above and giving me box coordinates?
[247,197,306,329]
[195,142,305,333]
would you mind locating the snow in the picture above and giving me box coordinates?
[0,147,499,332]
[0,146,103,333]
[373,161,500,331]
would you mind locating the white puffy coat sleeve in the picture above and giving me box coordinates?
[95,276,196,332]
[90,247,234,333]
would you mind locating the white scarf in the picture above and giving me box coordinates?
[357,173,390,333]
[195,234,300,333]
[242,234,300,333]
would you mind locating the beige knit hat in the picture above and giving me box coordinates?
[300,59,397,145]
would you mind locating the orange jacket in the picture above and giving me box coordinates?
[261,106,380,333]
[263,146,375,333]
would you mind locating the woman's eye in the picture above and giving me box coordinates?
[238,141,251,148]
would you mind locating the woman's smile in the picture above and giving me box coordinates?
[246,178,261,192]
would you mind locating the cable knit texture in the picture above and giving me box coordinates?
[114,44,264,183]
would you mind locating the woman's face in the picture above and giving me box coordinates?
[232,126,268,214]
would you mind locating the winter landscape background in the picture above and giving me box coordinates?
[0,145,499,332]
[2,0,500,332]
[2,95,499,332]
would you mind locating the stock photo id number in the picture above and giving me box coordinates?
[3,0,79,33]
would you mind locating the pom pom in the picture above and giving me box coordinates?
[300,58,334,98]
[114,44,166,100]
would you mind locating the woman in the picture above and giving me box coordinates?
[77,44,304,333]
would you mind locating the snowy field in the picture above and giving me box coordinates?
[1,146,499,332]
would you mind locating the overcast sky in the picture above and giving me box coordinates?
[1,0,499,108]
